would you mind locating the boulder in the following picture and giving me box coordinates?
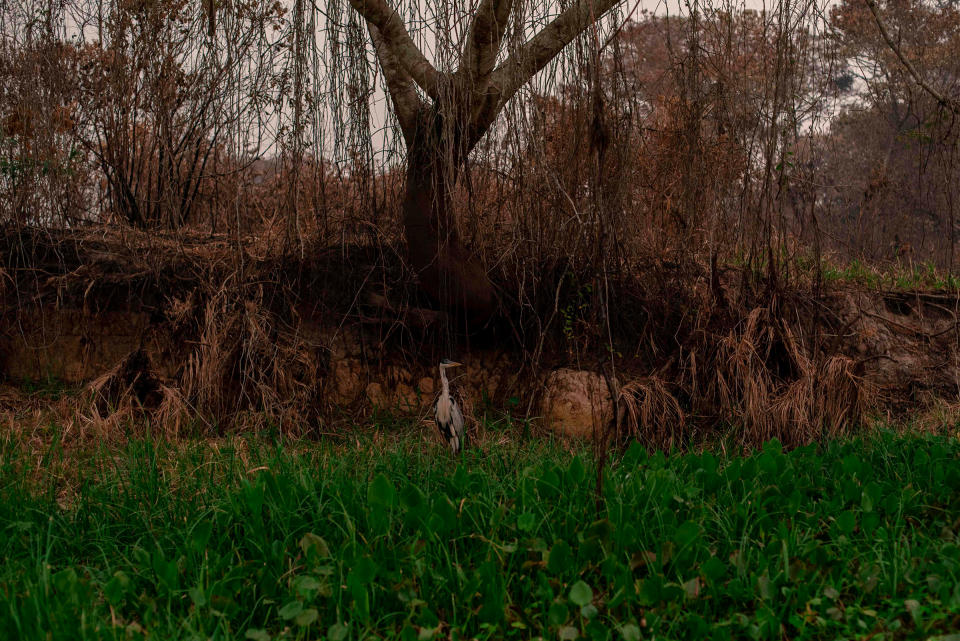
[418,376,435,396]
[365,382,388,407]
[327,358,363,404]
[540,369,612,438]
[395,383,419,410]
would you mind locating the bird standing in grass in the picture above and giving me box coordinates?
[435,359,465,454]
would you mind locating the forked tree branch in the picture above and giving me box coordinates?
[348,0,446,102]
[367,23,424,141]
[863,0,960,114]
[357,0,624,152]
[460,0,515,83]
[488,0,623,111]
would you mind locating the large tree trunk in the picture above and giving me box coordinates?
[351,0,625,322]
[402,107,495,320]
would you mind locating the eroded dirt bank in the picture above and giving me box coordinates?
[2,227,958,444]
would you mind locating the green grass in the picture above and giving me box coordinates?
[15,374,76,400]
[2,429,960,640]
[821,259,960,291]
[731,246,960,292]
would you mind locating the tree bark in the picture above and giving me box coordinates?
[351,0,625,322]
[403,107,495,318]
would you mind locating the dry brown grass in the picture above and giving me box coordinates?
[616,376,685,448]
[710,306,870,446]
[178,288,323,434]
[85,348,178,438]
[908,396,960,435]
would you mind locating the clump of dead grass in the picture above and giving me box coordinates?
[616,376,685,448]
[179,287,323,434]
[711,306,870,446]
[910,396,960,435]
[83,348,189,438]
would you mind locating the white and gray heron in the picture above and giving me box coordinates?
[435,359,465,454]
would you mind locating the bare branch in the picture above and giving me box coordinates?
[863,0,960,114]
[368,23,424,142]
[458,0,622,146]
[204,0,215,37]
[348,0,445,102]
[488,0,623,109]
[460,0,515,83]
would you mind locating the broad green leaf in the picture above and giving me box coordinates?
[673,520,701,548]
[188,586,206,607]
[243,481,265,516]
[682,577,701,599]
[836,510,857,535]
[638,575,663,606]
[417,626,439,640]
[623,441,648,466]
[418,608,440,628]
[567,457,586,485]
[152,553,179,591]
[400,482,427,514]
[619,623,641,641]
[293,575,323,598]
[53,568,78,593]
[517,512,536,532]
[245,629,271,641]
[905,598,921,621]
[842,479,861,503]
[547,540,574,575]
[701,556,727,583]
[191,520,213,552]
[548,602,568,626]
[299,533,331,559]
[295,608,318,627]
[537,467,561,497]
[478,560,505,623]
[279,600,303,620]
[452,466,470,492]
[368,473,396,508]
[842,455,863,477]
[585,519,613,544]
[569,581,593,607]
[352,582,371,621]
[862,511,881,534]
[350,556,377,585]
[757,573,773,600]
[132,546,151,569]
[103,571,130,605]
[328,623,349,641]
[431,496,458,533]
[758,452,778,477]
[558,625,579,641]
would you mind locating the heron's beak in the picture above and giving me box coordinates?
[448,361,462,368]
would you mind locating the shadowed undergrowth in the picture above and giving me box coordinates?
[2,427,960,640]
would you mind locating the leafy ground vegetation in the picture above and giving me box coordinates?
[820,260,960,292]
[2,428,960,641]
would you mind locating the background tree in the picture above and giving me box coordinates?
[824,0,960,267]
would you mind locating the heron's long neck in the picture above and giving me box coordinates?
[440,368,450,396]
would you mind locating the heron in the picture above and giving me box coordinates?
[435,359,465,454]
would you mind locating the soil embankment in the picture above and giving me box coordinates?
[2,227,958,443]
